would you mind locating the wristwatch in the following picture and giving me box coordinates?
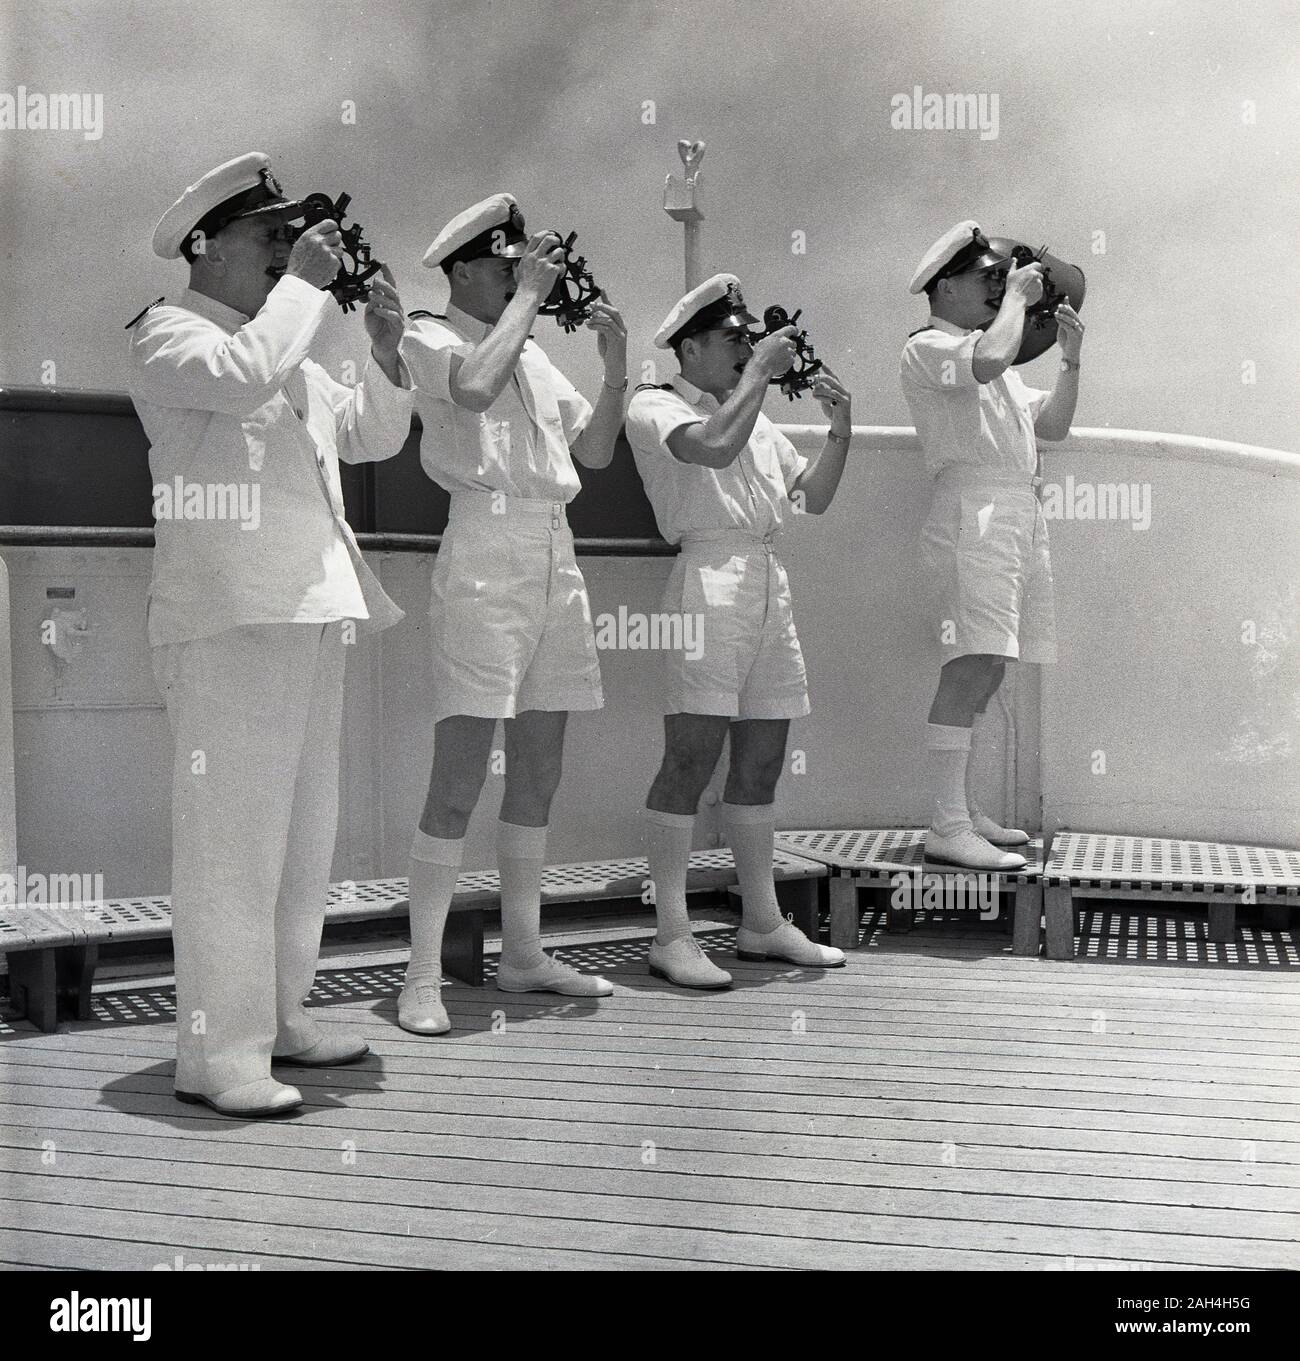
[1060,357,1081,372]
[603,375,629,392]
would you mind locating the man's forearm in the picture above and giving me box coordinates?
[793,433,850,514]
[700,367,770,460]
[571,382,626,469]
[453,289,543,407]
[371,346,407,388]
[973,297,1028,377]
[1035,366,1080,442]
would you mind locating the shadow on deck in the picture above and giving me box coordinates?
[2,914,1299,1271]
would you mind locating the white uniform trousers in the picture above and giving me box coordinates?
[151,621,347,1093]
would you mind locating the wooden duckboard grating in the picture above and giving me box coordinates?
[4,850,826,957]
[775,829,1044,884]
[1045,832,1300,896]
[0,907,85,950]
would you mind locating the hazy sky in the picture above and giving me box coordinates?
[1,0,1296,449]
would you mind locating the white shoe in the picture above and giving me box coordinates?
[398,983,451,1035]
[175,1078,302,1118]
[925,826,1027,871]
[971,810,1031,846]
[496,953,613,997]
[736,919,846,967]
[273,1033,370,1067]
[647,936,733,990]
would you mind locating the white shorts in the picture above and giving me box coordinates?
[921,469,1058,665]
[661,534,811,720]
[428,492,604,722]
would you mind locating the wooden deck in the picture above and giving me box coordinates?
[2,915,1299,1271]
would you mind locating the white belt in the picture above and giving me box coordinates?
[935,466,1042,493]
[678,529,779,556]
[447,489,569,531]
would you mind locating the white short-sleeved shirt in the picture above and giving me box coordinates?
[899,316,1050,478]
[400,304,592,502]
[624,375,809,544]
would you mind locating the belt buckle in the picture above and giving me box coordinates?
[551,501,563,531]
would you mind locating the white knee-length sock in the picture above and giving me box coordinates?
[645,807,695,944]
[927,723,973,836]
[722,801,783,934]
[967,710,992,819]
[498,820,548,971]
[404,831,464,989]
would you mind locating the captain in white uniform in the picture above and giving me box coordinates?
[901,221,1084,870]
[625,274,853,989]
[127,153,414,1116]
[395,195,629,1032]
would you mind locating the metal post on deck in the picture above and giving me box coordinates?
[664,138,706,291]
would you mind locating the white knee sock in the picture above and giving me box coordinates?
[498,820,548,971]
[645,807,695,944]
[967,709,992,820]
[926,723,973,836]
[404,831,464,989]
[722,801,784,934]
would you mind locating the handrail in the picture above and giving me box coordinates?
[0,526,677,555]
[8,386,1297,474]
[0,386,136,417]
[4,420,1297,552]
[777,425,1300,478]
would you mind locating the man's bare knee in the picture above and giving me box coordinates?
[421,771,486,836]
[503,750,564,812]
[725,752,784,804]
[657,748,717,801]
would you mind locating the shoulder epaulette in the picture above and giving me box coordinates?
[406,310,446,321]
[634,382,674,392]
[124,296,166,330]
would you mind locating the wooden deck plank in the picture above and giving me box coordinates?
[6,1049,1300,1134]
[6,1100,1297,1204]
[0,1225,374,1271]
[0,1204,745,1271]
[0,1211,1162,1273]
[7,1122,1294,1214]
[4,1145,1297,1247]
[9,1017,1299,1084]
[16,1002,1300,1059]
[4,1083,1295,1163]
[22,958,1300,1015]
[7,1043,1299,1118]
[9,1048,1300,1132]
[13,999,1298,1049]
[7,1171,1291,1269]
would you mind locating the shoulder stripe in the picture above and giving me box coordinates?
[124,296,166,330]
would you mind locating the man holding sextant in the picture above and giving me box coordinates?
[626,274,853,988]
[901,221,1084,871]
[128,153,413,1116]
[396,195,629,1032]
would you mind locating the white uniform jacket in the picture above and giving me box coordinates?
[127,275,414,646]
